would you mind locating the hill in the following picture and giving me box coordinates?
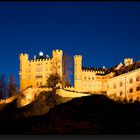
[0,94,140,134]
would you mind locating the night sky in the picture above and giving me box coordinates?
[0,2,140,86]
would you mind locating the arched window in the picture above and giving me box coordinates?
[136,76,140,82]
[136,86,140,91]
[120,82,123,87]
[129,88,133,93]
[37,82,38,86]
[129,98,133,103]
[129,78,133,84]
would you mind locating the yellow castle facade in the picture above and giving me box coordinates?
[19,49,140,102]
[19,49,63,91]
[74,55,140,101]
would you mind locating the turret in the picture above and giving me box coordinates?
[52,49,63,78]
[74,55,82,92]
[124,58,133,66]
[19,53,29,91]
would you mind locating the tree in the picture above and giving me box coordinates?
[47,73,61,90]
[0,75,6,99]
[8,75,19,97]
[62,52,72,88]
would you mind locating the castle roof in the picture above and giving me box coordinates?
[115,61,140,76]
[82,61,140,76]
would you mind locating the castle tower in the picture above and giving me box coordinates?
[124,58,133,66]
[52,49,63,78]
[74,55,82,92]
[19,53,29,91]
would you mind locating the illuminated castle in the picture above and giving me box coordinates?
[74,55,140,101]
[19,49,140,102]
[19,50,63,91]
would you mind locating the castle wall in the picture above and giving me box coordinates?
[107,68,140,101]
[56,89,90,98]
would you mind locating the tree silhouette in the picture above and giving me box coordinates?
[0,75,6,99]
[8,75,19,97]
[62,52,72,88]
[47,73,61,89]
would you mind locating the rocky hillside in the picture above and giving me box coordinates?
[0,94,140,134]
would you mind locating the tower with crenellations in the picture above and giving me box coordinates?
[74,55,82,92]
[19,49,63,91]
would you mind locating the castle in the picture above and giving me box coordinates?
[19,49,140,102]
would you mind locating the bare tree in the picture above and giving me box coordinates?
[0,75,6,99]
[62,52,72,88]
[8,75,19,97]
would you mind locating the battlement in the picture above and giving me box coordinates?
[124,58,133,66]
[29,58,52,62]
[82,69,95,72]
[53,49,63,53]
[124,58,133,61]
[19,53,28,57]
[74,55,82,58]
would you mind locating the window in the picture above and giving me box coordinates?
[40,82,42,86]
[129,88,133,93]
[136,86,140,91]
[136,97,139,101]
[37,82,38,86]
[129,98,133,102]
[129,78,133,84]
[36,75,42,78]
[120,82,123,87]
[136,76,140,82]
[88,77,90,80]
[113,84,116,89]
[84,76,86,80]
[120,91,123,96]
[92,77,94,80]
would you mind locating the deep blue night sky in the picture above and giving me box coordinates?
[0,2,140,86]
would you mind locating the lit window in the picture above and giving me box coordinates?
[129,88,133,93]
[129,78,133,84]
[136,86,140,91]
[120,82,123,87]
[136,76,140,82]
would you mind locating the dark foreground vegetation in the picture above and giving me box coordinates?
[0,94,140,134]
